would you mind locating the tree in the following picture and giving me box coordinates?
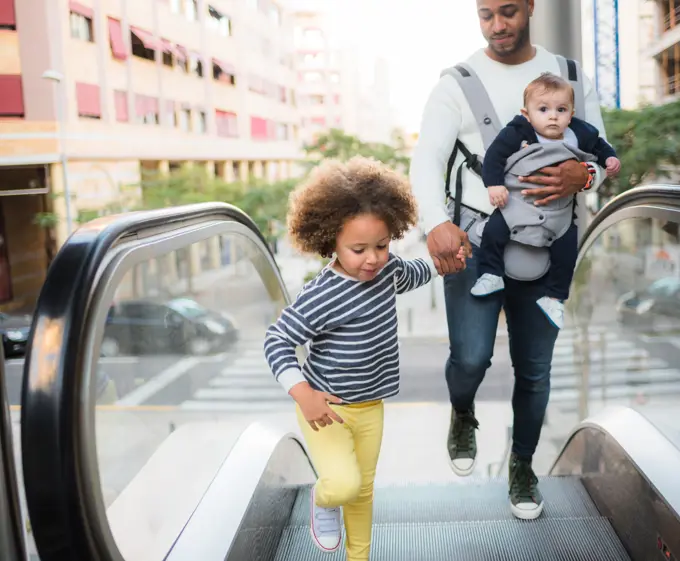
[303,128,410,172]
[601,99,680,198]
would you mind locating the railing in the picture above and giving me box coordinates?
[20,202,288,561]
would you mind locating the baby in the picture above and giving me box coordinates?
[471,72,620,329]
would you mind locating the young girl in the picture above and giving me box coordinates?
[264,156,466,560]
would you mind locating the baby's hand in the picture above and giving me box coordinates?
[605,157,621,178]
[488,185,509,208]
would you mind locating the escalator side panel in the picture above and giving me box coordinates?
[225,437,315,561]
[552,409,680,561]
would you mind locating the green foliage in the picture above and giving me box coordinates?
[303,128,411,173]
[601,99,680,198]
[33,212,59,228]
[71,129,411,240]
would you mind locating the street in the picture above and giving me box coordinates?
[7,315,680,412]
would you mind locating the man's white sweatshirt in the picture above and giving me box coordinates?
[410,45,608,235]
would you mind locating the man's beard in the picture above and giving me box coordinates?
[488,20,530,57]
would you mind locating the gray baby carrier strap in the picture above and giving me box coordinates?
[441,55,585,282]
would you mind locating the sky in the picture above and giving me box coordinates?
[326,0,486,132]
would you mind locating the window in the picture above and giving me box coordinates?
[114,90,128,122]
[216,110,238,137]
[130,28,156,62]
[197,110,207,134]
[179,108,191,131]
[250,116,268,140]
[76,82,101,119]
[269,5,280,26]
[208,6,232,36]
[184,0,197,21]
[279,86,287,103]
[212,60,236,85]
[190,53,203,78]
[165,100,176,127]
[135,94,159,125]
[276,123,288,141]
[108,17,127,60]
[329,72,340,84]
[70,12,93,42]
[0,0,16,29]
[0,75,23,117]
[170,0,181,14]
[303,72,323,83]
[310,94,324,105]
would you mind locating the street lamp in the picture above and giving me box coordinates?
[41,69,74,236]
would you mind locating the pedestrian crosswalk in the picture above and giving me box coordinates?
[178,325,680,413]
[179,337,290,413]
[547,324,680,404]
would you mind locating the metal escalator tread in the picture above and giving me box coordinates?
[288,476,600,525]
[274,477,631,561]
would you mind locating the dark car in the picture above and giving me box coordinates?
[101,297,239,357]
[0,312,32,358]
[616,276,680,331]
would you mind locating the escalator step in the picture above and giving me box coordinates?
[275,517,630,561]
[288,476,600,527]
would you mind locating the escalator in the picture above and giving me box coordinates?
[17,190,680,561]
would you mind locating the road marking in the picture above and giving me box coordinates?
[193,387,284,400]
[115,357,200,407]
[5,356,140,366]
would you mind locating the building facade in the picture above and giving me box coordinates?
[0,0,304,311]
[647,0,680,103]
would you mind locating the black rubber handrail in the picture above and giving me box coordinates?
[0,349,26,561]
[20,202,277,561]
[579,184,680,251]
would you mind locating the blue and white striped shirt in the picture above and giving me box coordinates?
[264,254,435,403]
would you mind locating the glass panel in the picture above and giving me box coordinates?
[93,229,287,561]
[559,215,680,451]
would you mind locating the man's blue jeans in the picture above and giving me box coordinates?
[443,246,559,458]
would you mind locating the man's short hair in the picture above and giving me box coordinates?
[523,72,574,107]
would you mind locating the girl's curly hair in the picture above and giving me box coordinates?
[287,156,418,258]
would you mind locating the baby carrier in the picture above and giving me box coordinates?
[440,56,587,281]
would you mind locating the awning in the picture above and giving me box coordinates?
[76,83,101,117]
[130,26,159,51]
[0,0,16,27]
[69,1,94,18]
[160,38,180,58]
[175,45,188,62]
[0,75,23,115]
[108,18,127,60]
[212,58,235,76]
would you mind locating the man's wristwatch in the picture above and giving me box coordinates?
[580,162,597,191]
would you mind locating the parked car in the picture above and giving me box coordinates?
[615,277,680,330]
[0,311,32,358]
[101,297,239,357]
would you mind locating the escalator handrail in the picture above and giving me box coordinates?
[579,183,680,252]
[20,202,282,561]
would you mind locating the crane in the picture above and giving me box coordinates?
[593,0,621,109]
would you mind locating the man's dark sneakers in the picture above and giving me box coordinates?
[447,407,479,476]
[508,453,544,520]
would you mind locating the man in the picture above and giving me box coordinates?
[409,0,608,520]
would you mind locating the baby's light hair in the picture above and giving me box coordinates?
[523,72,574,108]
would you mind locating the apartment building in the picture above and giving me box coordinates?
[0,0,302,311]
[292,9,357,144]
[291,7,394,146]
[649,0,680,102]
